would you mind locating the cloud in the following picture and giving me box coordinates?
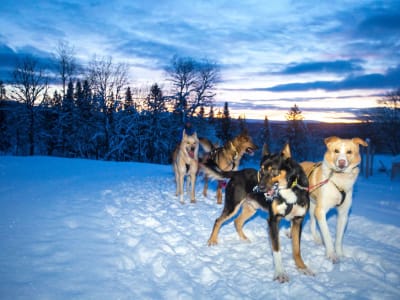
[0,42,66,83]
[279,60,364,75]
[259,65,400,92]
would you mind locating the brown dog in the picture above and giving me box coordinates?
[301,136,368,263]
[172,130,199,204]
[199,133,257,204]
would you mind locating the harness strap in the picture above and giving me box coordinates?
[210,144,238,171]
[307,162,347,207]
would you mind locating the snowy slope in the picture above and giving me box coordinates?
[0,156,399,299]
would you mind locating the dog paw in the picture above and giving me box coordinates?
[299,267,315,277]
[273,272,289,283]
[327,252,339,264]
[207,239,218,246]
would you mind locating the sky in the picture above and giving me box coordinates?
[1,0,399,122]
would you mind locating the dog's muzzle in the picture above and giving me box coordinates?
[188,147,196,159]
[336,159,348,170]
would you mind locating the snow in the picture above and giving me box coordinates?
[0,155,399,299]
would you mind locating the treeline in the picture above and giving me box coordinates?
[0,46,315,164]
[0,81,250,163]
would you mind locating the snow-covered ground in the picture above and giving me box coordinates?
[0,155,399,299]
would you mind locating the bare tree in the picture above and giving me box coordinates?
[55,41,77,98]
[86,56,129,158]
[166,55,219,122]
[190,59,219,116]
[11,55,49,155]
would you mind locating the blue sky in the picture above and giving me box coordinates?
[1,0,399,122]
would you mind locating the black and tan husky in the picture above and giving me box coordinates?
[202,144,313,282]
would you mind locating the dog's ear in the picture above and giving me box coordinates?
[324,136,340,146]
[352,137,368,147]
[281,143,291,159]
[262,143,269,156]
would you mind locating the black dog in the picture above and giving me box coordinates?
[202,143,313,282]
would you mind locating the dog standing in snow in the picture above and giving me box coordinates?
[172,129,199,204]
[301,136,368,263]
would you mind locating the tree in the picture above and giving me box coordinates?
[369,89,400,154]
[142,83,170,162]
[191,59,219,116]
[124,86,135,111]
[86,56,129,159]
[60,80,76,156]
[286,104,304,121]
[258,115,271,148]
[0,80,6,100]
[238,115,247,133]
[285,104,309,161]
[55,41,77,98]
[217,102,232,143]
[11,55,49,155]
[165,55,219,122]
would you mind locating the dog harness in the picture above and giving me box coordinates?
[210,143,239,171]
[306,162,347,207]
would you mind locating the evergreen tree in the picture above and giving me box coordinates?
[61,80,76,156]
[0,95,11,152]
[0,80,6,100]
[217,102,232,143]
[208,105,215,123]
[124,86,134,111]
[258,115,271,148]
[238,115,247,133]
[285,104,309,160]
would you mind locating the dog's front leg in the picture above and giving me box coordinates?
[178,173,185,204]
[268,216,289,283]
[315,206,337,263]
[189,171,196,203]
[335,194,352,257]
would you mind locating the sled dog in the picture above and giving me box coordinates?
[173,130,199,204]
[202,144,313,282]
[301,136,368,263]
[199,132,257,204]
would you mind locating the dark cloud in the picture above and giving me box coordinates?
[279,60,364,75]
[0,43,64,82]
[357,11,400,37]
[261,65,400,92]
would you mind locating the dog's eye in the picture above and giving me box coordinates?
[334,149,339,153]
[347,150,352,154]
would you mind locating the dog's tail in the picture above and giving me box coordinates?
[199,159,235,180]
[199,137,215,153]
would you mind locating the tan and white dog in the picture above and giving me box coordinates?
[173,129,199,204]
[301,136,368,263]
